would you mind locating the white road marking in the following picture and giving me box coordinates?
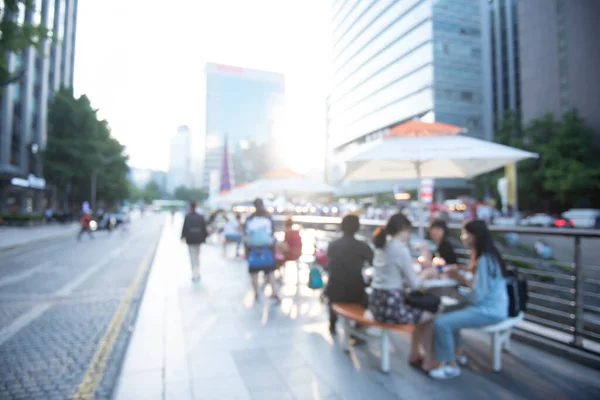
[0,304,51,346]
[0,261,53,288]
[0,232,145,347]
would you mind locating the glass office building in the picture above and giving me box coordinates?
[0,0,78,212]
[203,63,285,189]
[329,0,489,194]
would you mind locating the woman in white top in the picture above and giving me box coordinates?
[222,213,243,257]
[369,212,438,368]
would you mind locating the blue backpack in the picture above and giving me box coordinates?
[247,246,275,269]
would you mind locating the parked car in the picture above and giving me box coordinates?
[552,217,574,228]
[562,209,600,229]
[520,213,556,227]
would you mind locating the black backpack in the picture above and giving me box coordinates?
[505,266,528,317]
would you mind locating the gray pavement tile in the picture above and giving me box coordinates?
[249,389,295,400]
[189,354,239,380]
[232,348,270,364]
[113,369,162,400]
[165,381,194,400]
[192,375,250,400]
[287,377,338,400]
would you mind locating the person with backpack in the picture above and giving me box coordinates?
[181,201,208,283]
[428,220,509,379]
[244,198,280,302]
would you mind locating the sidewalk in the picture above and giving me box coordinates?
[0,222,80,251]
[114,218,600,400]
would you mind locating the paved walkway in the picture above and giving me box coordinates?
[0,223,80,252]
[114,217,600,400]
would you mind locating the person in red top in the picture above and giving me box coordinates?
[276,218,302,272]
[77,211,94,241]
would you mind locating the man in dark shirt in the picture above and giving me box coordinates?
[181,202,208,283]
[325,214,374,334]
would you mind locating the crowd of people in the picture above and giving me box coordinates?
[179,199,513,380]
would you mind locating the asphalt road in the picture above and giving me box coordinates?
[0,214,164,400]
[515,234,600,268]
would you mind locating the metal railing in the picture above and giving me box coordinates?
[273,215,600,354]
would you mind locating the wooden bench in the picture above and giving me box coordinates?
[332,303,414,373]
[465,311,525,372]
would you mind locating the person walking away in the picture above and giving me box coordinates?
[181,202,208,283]
[325,214,374,335]
[45,207,53,223]
[244,198,280,302]
[428,220,509,379]
[275,217,303,280]
[222,213,243,258]
[77,211,94,241]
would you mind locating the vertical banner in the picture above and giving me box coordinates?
[505,163,517,209]
[420,179,434,204]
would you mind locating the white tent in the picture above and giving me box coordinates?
[219,171,335,204]
[344,121,538,236]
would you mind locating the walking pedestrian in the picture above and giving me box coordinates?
[245,198,280,302]
[77,210,94,241]
[181,201,208,283]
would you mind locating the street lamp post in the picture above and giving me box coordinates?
[90,171,97,212]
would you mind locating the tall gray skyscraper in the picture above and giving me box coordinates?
[516,0,600,133]
[0,0,78,212]
[481,0,521,126]
[328,0,487,195]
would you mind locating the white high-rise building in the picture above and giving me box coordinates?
[167,126,192,193]
[328,0,487,196]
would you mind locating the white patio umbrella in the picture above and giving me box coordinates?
[220,170,335,204]
[344,121,538,237]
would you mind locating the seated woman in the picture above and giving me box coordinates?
[369,213,438,367]
[275,218,303,272]
[429,220,509,379]
[325,214,374,334]
[419,219,458,269]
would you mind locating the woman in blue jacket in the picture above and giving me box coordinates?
[429,220,508,379]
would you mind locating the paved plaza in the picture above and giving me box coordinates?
[114,216,600,400]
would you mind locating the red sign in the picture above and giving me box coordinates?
[216,64,243,73]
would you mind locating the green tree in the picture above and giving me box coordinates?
[0,0,52,87]
[173,186,208,203]
[536,110,600,206]
[142,180,161,204]
[44,88,129,209]
[473,109,600,211]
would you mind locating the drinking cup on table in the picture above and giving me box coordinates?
[432,257,446,273]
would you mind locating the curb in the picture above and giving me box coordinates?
[106,221,165,400]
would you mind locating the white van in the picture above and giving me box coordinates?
[561,209,600,229]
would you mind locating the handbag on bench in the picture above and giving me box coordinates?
[405,291,441,313]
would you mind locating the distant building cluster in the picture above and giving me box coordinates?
[167,63,286,196]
